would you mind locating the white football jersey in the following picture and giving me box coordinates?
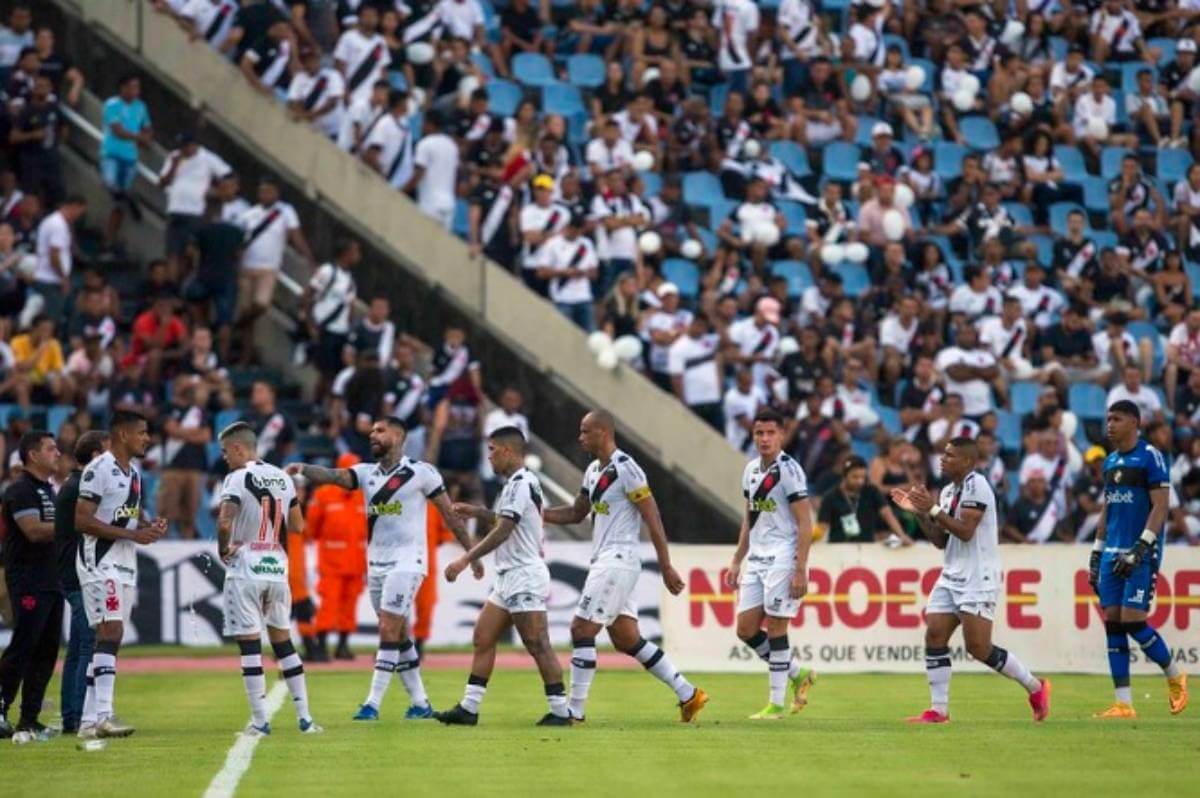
[350,457,446,575]
[741,453,809,570]
[76,451,143,586]
[580,449,649,570]
[219,460,298,583]
[936,471,1001,594]
[494,467,546,572]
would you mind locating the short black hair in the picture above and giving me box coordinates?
[334,237,359,259]
[375,415,408,431]
[118,72,139,88]
[18,429,53,465]
[489,425,527,452]
[949,436,978,459]
[1108,399,1141,423]
[842,455,867,474]
[75,430,108,464]
[752,408,786,427]
[110,409,147,432]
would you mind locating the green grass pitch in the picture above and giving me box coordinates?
[6,666,1198,797]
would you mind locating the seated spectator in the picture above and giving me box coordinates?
[935,322,999,421]
[1019,424,1076,520]
[245,380,294,466]
[1092,311,1153,385]
[1125,67,1171,148]
[9,314,69,407]
[1002,470,1062,544]
[180,325,234,409]
[642,282,691,391]
[1107,153,1164,237]
[1107,364,1165,427]
[857,176,912,248]
[493,0,547,80]
[125,290,188,385]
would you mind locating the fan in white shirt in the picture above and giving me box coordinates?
[723,369,764,453]
[286,50,346,139]
[333,7,392,108]
[643,284,693,382]
[712,0,760,73]
[934,324,999,419]
[846,5,887,69]
[1089,1,1145,63]
[1106,366,1164,427]
[589,174,649,265]
[977,296,1044,382]
[948,266,1003,322]
[1005,264,1065,330]
[519,175,570,271]
[158,138,232,218]
[536,219,600,318]
[668,316,724,424]
[726,297,782,395]
[364,93,414,189]
[437,0,486,42]
[338,82,389,153]
[586,120,636,175]
[179,0,238,49]
[404,116,460,230]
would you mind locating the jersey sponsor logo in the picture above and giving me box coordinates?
[589,463,619,518]
[113,504,140,522]
[249,473,289,492]
[366,466,415,541]
[592,500,611,516]
[748,464,781,528]
[1105,490,1136,504]
[368,500,404,517]
[250,555,286,577]
[750,497,779,513]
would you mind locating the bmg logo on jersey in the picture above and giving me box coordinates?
[368,500,404,516]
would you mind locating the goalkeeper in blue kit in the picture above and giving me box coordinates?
[1089,401,1188,718]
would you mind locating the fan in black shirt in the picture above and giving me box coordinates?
[0,430,62,737]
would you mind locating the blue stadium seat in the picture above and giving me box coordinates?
[1030,234,1053,267]
[960,116,1000,152]
[1069,383,1109,421]
[386,70,407,91]
[851,438,878,463]
[1054,145,1088,183]
[215,408,242,433]
[662,258,700,298]
[1081,175,1111,215]
[691,227,718,253]
[996,410,1022,453]
[1187,261,1200,299]
[542,82,584,116]
[512,52,556,87]
[566,110,590,144]
[770,140,811,177]
[934,141,967,182]
[883,34,910,61]
[778,200,807,234]
[771,259,814,297]
[823,142,861,183]
[1120,63,1155,95]
[1101,146,1131,181]
[683,171,724,208]
[709,81,730,116]
[1049,201,1088,230]
[566,54,605,88]
[1049,36,1068,62]
[855,116,883,148]
[1091,230,1118,250]
[472,52,496,78]
[1128,320,1165,377]
[453,199,469,237]
[206,441,221,468]
[833,262,870,297]
[1011,382,1041,416]
[640,171,662,197]
[1003,202,1033,227]
[1157,148,1193,184]
[486,79,522,116]
[707,198,739,229]
[877,405,900,434]
[1149,37,1177,67]
[47,404,73,432]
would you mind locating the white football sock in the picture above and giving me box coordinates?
[748,630,802,679]
[632,639,695,702]
[462,676,487,713]
[273,641,311,723]
[569,638,597,718]
[988,646,1041,694]
[768,637,791,706]
[92,647,118,720]
[366,642,400,709]
[81,661,97,725]
[240,653,268,726]
[396,640,428,708]
[545,683,569,718]
[926,647,951,715]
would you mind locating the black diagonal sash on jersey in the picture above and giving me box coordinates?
[480,185,513,246]
[541,208,562,233]
[790,23,812,47]
[1066,241,1095,278]
[751,329,775,355]
[93,470,141,566]
[366,465,414,541]
[347,43,384,95]
[244,207,282,247]
[205,4,233,42]
[1111,18,1130,52]
[1000,325,1023,358]
[352,108,386,155]
[589,463,619,508]
[1047,456,1067,494]
[302,75,329,111]
[747,463,781,529]
[385,122,411,181]
[684,349,717,370]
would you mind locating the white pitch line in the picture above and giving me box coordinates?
[203,681,289,798]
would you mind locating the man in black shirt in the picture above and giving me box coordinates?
[55,430,108,734]
[1041,303,1111,384]
[0,430,61,739]
[186,197,243,360]
[817,456,912,544]
[157,380,213,540]
[788,391,849,481]
[1003,470,1061,543]
[245,380,295,465]
[10,74,64,206]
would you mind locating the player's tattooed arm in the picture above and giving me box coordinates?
[542,492,590,525]
[217,500,240,563]
[286,463,355,489]
[433,493,485,580]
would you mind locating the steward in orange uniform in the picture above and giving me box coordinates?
[307,453,368,660]
[412,501,456,654]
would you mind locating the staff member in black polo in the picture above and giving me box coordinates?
[56,430,108,734]
[0,430,62,739]
[817,456,914,545]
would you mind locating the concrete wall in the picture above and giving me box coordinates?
[57,0,746,537]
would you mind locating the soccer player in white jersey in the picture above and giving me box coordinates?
[74,410,165,740]
[437,426,572,727]
[891,437,1052,723]
[542,410,708,722]
[288,416,479,720]
[727,408,817,720]
[217,422,322,736]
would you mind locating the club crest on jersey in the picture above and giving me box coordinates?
[1112,471,1123,484]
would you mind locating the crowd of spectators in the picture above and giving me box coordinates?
[154,0,1199,544]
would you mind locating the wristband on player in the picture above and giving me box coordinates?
[928,504,942,520]
[1139,529,1157,546]
[1092,538,1104,552]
